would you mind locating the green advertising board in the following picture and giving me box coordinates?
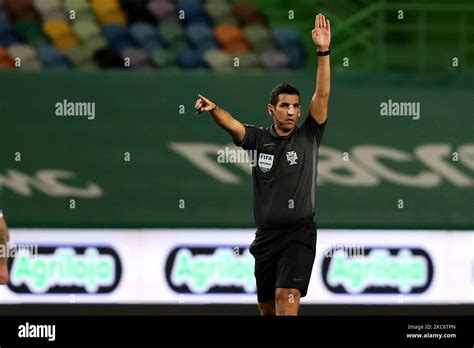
[0,71,472,229]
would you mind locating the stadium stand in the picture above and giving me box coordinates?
[0,0,472,71]
[0,0,300,70]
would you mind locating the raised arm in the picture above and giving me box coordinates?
[309,13,331,125]
[195,94,246,145]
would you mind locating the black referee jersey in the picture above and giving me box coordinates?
[234,112,326,240]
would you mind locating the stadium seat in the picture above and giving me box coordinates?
[121,47,151,68]
[64,0,96,22]
[93,46,123,68]
[43,20,72,40]
[36,44,70,68]
[0,22,21,47]
[43,20,81,50]
[285,43,306,68]
[271,26,302,49]
[73,20,100,40]
[158,22,186,46]
[150,47,176,68]
[178,0,202,4]
[99,11,127,25]
[4,0,38,22]
[33,0,62,17]
[147,0,176,23]
[205,1,237,25]
[83,35,108,56]
[214,24,245,46]
[200,40,219,51]
[185,22,217,49]
[119,0,154,24]
[91,0,127,25]
[206,0,232,3]
[233,3,267,27]
[64,45,95,66]
[56,36,81,50]
[243,24,274,53]
[130,22,162,52]
[0,46,15,69]
[212,14,237,26]
[176,1,210,26]
[0,8,11,23]
[169,40,190,53]
[72,20,107,56]
[271,27,306,68]
[223,40,250,53]
[64,0,90,14]
[101,23,135,53]
[261,50,291,69]
[176,48,207,69]
[14,20,49,47]
[91,0,120,16]
[44,11,68,22]
[203,49,232,70]
[214,24,251,53]
[234,51,261,69]
[7,43,43,69]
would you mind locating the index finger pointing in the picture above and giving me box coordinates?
[198,94,208,102]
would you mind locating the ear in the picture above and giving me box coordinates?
[267,104,274,116]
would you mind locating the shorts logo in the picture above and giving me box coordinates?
[258,153,274,173]
[286,151,298,165]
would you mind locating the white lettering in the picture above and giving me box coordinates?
[415,144,472,186]
[18,322,56,341]
[352,146,439,187]
[170,142,241,184]
[0,169,102,197]
[170,142,474,188]
[318,147,378,186]
[55,99,95,120]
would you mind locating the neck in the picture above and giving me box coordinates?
[274,123,294,137]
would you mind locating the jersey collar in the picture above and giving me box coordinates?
[270,123,296,139]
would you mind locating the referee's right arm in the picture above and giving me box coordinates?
[195,94,245,145]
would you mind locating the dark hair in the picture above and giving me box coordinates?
[270,83,300,106]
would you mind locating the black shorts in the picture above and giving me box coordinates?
[249,221,317,303]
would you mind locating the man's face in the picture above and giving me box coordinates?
[268,94,301,132]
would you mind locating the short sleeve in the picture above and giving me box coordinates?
[234,124,263,150]
[300,112,327,145]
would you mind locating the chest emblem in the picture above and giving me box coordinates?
[258,153,274,172]
[286,151,298,165]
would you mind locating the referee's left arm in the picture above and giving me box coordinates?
[0,211,10,284]
[309,13,331,125]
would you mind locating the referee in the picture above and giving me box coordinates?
[0,190,9,285]
[195,13,330,315]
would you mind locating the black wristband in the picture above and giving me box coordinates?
[317,49,330,56]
